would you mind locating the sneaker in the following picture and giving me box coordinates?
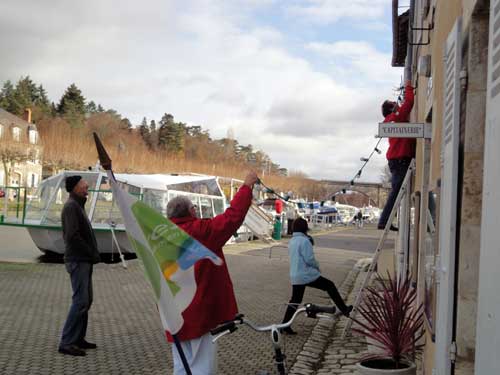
[77,340,97,349]
[58,345,86,356]
[281,327,297,335]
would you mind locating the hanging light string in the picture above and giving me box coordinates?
[255,178,292,202]
[258,80,405,202]
[335,82,404,195]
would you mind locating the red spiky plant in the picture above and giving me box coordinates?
[351,272,424,369]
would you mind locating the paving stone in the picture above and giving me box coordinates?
[1,227,377,374]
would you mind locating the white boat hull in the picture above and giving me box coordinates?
[27,227,133,254]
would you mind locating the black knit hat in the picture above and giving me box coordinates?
[65,175,82,193]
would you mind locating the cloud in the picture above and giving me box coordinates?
[0,0,399,182]
[306,41,401,85]
[285,0,388,25]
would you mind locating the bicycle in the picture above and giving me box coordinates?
[211,303,342,375]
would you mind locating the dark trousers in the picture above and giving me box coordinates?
[378,158,411,227]
[60,262,93,346]
[282,276,348,325]
[287,219,294,235]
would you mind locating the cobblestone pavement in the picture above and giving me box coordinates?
[288,266,369,375]
[0,227,375,374]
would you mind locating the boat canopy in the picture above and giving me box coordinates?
[22,171,226,230]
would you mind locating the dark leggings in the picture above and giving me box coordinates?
[282,276,348,325]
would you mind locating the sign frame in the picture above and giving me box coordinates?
[377,122,432,139]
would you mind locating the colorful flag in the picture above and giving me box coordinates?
[94,134,222,335]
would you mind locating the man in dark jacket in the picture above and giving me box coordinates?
[378,80,415,231]
[58,175,101,356]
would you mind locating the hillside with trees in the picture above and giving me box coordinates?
[0,76,328,198]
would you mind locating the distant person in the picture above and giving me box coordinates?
[281,218,352,334]
[378,80,415,231]
[356,211,363,228]
[166,171,258,375]
[59,176,101,356]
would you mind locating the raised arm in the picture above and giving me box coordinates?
[393,80,414,121]
[205,171,259,248]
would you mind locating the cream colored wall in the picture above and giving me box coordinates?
[428,1,462,186]
[410,1,463,374]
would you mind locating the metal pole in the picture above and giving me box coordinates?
[16,187,20,219]
[173,334,192,375]
[22,188,27,225]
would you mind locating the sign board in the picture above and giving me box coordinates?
[378,122,432,139]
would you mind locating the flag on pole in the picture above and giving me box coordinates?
[93,133,222,335]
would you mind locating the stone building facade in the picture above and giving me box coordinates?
[387,1,499,374]
[0,108,42,195]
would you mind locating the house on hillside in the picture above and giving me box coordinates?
[0,108,42,194]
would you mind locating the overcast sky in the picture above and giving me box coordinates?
[0,0,403,182]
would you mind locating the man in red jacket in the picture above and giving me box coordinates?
[378,80,415,231]
[166,171,258,374]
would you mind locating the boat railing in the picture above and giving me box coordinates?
[0,185,38,225]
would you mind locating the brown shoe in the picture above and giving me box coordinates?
[58,345,86,356]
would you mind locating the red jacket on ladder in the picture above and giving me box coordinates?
[385,84,416,160]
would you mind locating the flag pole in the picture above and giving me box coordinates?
[173,334,192,375]
[93,133,193,375]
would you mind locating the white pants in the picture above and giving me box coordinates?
[172,333,218,375]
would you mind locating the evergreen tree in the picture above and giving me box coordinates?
[158,113,184,153]
[34,84,51,115]
[139,117,150,142]
[0,80,15,112]
[97,104,105,112]
[57,83,86,115]
[149,119,156,132]
[11,76,38,116]
[57,84,86,126]
[86,100,97,114]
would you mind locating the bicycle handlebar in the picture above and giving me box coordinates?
[210,304,337,338]
[210,314,244,335]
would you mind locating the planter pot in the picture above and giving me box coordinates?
[357,359,416,375]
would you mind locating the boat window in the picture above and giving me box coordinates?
[213,198,224,216]
[25,175,62,222]
[199,197,214,218]
[92,192,124,226]
[39,173,99,225]
[167,179,222,197]
[143,188,167,216]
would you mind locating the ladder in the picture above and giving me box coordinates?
[342,159,415,339]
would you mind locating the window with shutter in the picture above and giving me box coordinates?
[475,1,500,373]
[435,17,462,375]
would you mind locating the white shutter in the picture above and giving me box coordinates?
[475,1,500,373]
[435,17,461,375]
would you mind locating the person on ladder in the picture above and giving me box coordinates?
[378,80,415,231]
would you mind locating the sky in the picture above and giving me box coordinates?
[0,0,404,182]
